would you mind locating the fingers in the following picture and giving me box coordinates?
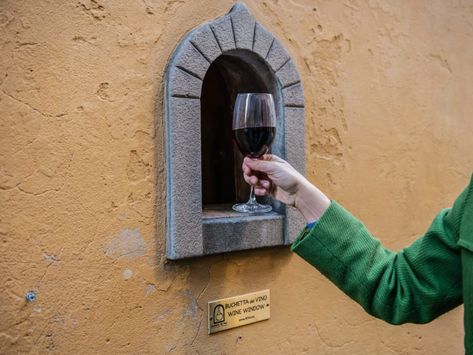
[242,154,285,174]
[243,173,272,198]
[243,157,275,173]
[261,154,286,163]
[259,179,271,189]
[243,172,258,186]
[242,161,252,176]
[254,187,269,196]
[242,155,278,196]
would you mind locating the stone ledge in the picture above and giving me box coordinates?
[203,212,284,255]
[203,204,281,220]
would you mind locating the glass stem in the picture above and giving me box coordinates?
[248,186,257,206]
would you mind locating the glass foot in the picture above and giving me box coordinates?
[232,202,272,213]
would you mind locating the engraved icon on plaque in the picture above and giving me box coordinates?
[213,304,225,323]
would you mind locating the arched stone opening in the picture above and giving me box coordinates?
[164,3,305,259]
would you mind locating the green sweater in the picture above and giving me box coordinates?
[291,175,473,353]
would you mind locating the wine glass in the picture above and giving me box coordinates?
[232,93,277,213]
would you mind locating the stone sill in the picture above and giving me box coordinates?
[202,204,285,255]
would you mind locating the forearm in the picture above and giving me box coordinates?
[294,180,330,223]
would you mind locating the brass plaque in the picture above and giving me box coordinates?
[208,289,270,334]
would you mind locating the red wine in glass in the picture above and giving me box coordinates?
[232,93,276,213]
[233,127,276,159]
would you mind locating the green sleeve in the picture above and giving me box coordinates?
[291,186,469,324]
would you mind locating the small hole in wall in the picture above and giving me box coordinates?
[200,50,276,207]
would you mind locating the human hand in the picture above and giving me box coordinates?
[242,154,304,206]
[242,154,330,222]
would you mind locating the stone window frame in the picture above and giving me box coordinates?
[164,3,305,260]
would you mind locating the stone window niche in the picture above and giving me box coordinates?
[164,3,306,259]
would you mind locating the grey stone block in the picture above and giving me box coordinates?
[230,3,255,50]
[283,83,304,107]
[271,107,285,212]
[203,213,284,255]
[173,40,210,80]
[168,66,203,98]
[284,107,305,174]
[286,208,306,244]
[276,59,300,88]
[189,24,222,62]
[253,23,274,59]
[266,39,290,73]
[283,106,306,244]
[210,15,235,52]
[166,97,203,259]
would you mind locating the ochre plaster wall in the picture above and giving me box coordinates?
[1,0,473,353]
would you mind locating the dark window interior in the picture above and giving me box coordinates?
[201,51,274,207]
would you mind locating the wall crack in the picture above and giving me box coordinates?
[1,89,54,118]
[190,262,213,347]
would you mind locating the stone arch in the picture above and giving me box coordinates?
[164,3,305,259]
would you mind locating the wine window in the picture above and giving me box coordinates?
[164,3,306,260]
[201,52,280,208]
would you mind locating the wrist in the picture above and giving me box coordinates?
[294,180,330,223]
